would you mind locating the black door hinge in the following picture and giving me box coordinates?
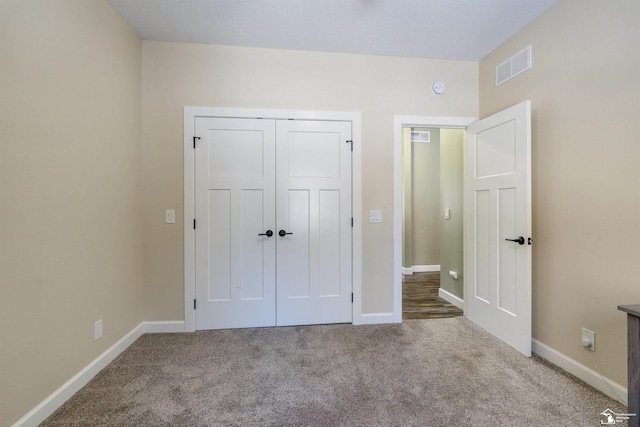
[193,136,200,149]
[193,219,196,229]
[351,217,354,227]
[194,299,197,310]
[351,293,354,303]
[346,140,353,151]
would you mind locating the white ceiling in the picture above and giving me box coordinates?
[109,0,558,61]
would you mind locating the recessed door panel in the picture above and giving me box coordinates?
[208,129,264,177]
[475,190,491,303]
[498,188,517,316]
[240,189,267,300]
[288,131,341,177]
[319,190,340,297]
[285,189,311,298]
[208,190,231,301]
[475,120,516,178]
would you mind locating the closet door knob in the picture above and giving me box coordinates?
[258,230,273,237]
[278,230,293,237]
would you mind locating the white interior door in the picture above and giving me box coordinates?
[464,100,532,356]
[194,117,352,329]
[195,118,276,329]
[275,120,353,326]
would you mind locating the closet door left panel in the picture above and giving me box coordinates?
[195,118,276,329]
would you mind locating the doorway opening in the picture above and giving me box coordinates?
[401,126,464,319]
[392,115,477,322]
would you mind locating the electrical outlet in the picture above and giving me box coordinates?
[94,319,103,341]
[581,328,595,351]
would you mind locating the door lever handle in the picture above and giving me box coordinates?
[505,236,525,245]
[278,230,293,237]
[258,230,273,237]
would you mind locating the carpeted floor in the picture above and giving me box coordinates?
[42,318,627,426]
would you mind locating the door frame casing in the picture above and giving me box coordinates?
[393,115,477,322]
[184,107,362,332]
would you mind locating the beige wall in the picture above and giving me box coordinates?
[439,129,464,298]
[0,1,143,425]
[479,0,640,386]
[142,41,478,317]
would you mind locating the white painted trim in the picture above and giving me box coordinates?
[402,267,413,275]
[532,339,627,405]
[184,108,196,332]
[185,107,362,331]
[412,265,440,273]
[143,321,185,333]
[438,288,464,310]
[12,323,145,427]
[351,115,364,327]
[393,115,477,324]
[354,312,399,325]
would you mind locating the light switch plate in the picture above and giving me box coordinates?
[444,209,451,220]
[165,209,175,224]
[369,210,382,223]
[94,319,103,341]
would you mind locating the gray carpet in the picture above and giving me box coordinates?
[42,318,627,426]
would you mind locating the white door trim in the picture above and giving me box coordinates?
[393,115,477,322]
[184,107,362,332]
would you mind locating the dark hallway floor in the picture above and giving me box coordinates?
[402,271,464,319]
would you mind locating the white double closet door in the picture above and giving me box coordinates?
[195,117,352,330]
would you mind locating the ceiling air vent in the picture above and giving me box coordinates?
[411,130,430,142]
[495,45,532,87]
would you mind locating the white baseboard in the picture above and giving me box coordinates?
[413,265,440,273]
[438,288,464,310]
[354,312,399,325]
[402,265,440,275]
[532,339,627,405]
[12,322,145,427]
[12,320,187,427]
[143,320,185,333]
